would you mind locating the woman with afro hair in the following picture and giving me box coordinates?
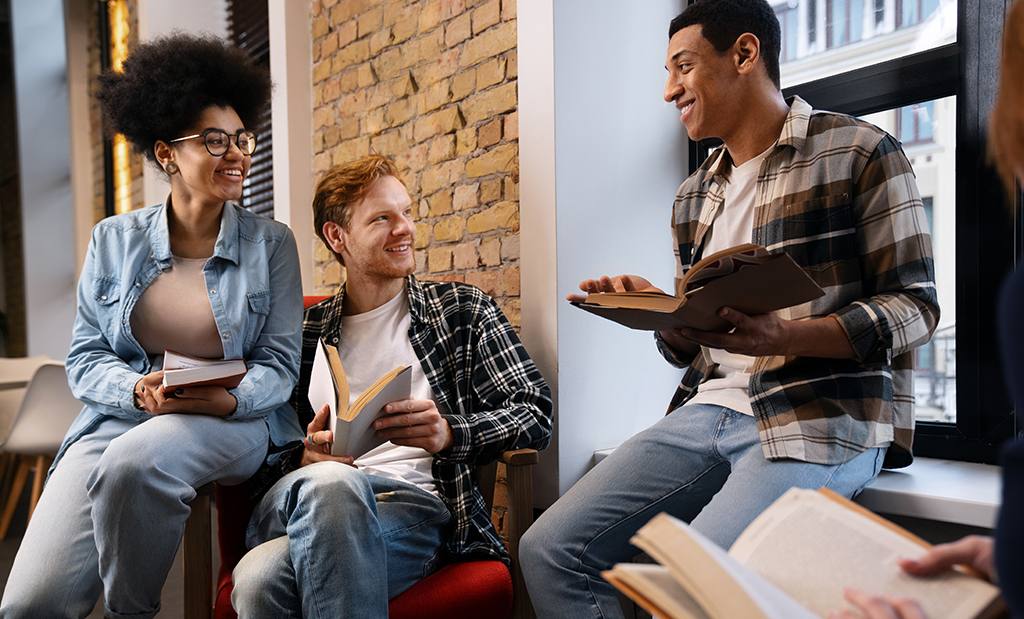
[1,34,305,618]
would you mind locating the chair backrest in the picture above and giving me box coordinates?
[0,387,27,446]
[300,295,499,509]
[4,362,82,455]
[0,356,51,387]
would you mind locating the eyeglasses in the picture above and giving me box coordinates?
[168,128,258,157]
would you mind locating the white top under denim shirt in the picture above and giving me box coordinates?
[56,199,305,473]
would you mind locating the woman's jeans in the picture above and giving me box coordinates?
[0,414,268,619]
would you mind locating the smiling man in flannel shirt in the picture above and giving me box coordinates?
[230,155,552,618]
[520,0,939,616]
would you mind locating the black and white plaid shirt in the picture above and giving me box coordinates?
[257,275,552,563]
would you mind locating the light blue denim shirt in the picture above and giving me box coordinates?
[56,201,305,470]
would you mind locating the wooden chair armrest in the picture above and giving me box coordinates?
[500,448,539,466]
[183,483,214,619]
[501,449,539,619]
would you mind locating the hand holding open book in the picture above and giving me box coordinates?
[572,244,825,332]
[603,488,1004,619]
[307,338,412,458]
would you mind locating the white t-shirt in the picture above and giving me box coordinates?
[688,144,775,416]
[339,290,437,497]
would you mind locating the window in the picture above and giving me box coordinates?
[227,0,274,218]
[826,0,864,49]
[686,0,1017,462]
[776,3,800,63]
[896,100,936,145]
[898,0,941,28]
[775,0,955,89]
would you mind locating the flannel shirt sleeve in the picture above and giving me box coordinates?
[831,134,940,363]
[437,294,553,466]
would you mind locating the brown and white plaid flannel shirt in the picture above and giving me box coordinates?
[659,96,939,469]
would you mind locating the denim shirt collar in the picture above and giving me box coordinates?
[146,196,241,265]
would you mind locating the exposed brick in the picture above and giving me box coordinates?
[453,183,479,210]
[357,6,383,38]
[413,107,463,143]
[313,58,333,83]
[465,142,516,177]
[427,134,456,164]
[479,237,501,266]
[467,201,517,233]
[415,249,427,273]
[464,270,500,296]
[476,57,505,89]
[312,15,329,38]
[451,69,477,101]
[456,127,477,155]
[480,177,502,202]
[334,39,371,72]
[453,241,480,269]
[418,80,452,114]
[392,13,418,44]
[503,111,518,140]
[503,177,518,200]
[415,48,461,85]
[472,0,500,34]
[505,49,517,79]
[337,20,358,48]
[369,30,391,55]
[428,247,453,272]
[501,0,516,21]
[428,190,453,216]
[460,20,516,67]
[357,62,377,88]
[385,97,416,126]
[501,266,520,295]
[445,12,471,47]
[462,82,516,124]
[500,235,519,260]
[320,32,339,58]
[478,118,502,148]
[414,222,432,249]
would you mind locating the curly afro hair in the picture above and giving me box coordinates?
[97,33,272,162]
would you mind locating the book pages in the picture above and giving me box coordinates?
[603,564,712,619]
[728,489,1000,618]
[633,514,816,619]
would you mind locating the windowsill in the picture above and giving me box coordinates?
[591,449,1001,529]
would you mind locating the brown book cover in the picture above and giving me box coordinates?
[573,244,825,331]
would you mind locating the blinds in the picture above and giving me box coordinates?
[227,0,274,218]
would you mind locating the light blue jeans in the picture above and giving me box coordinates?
[0,414,268,619]
[520,404,885,618]
[231,461,451,619]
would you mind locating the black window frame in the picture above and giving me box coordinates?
[688,0,1020,463]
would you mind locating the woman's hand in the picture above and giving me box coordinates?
[133,372,237,417]
[299,404,355,468]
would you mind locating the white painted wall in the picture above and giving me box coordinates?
[268,0,315,294]
[10,0,78,359]
[137,0,229,207]
[520,0,689,506]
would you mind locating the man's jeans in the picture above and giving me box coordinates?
[0,414,269,619]
[520,404,885,618]
[231,462,451,619]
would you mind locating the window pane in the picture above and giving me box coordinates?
[775,0,956,88]
[859,96,957,423]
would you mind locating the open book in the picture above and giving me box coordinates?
[307,338,412,458]
[603,488,1004,619]
[161,350,247,389]
[573,244,824,331]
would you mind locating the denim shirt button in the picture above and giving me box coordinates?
[222,332,230,339]
[210,289,217,295]
[100,295,107,300]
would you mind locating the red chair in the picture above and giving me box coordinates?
[182,296,539,619]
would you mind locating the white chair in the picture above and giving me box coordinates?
[0,356,49,515]
[0,362,82,539]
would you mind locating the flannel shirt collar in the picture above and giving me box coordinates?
[704,95,813,184]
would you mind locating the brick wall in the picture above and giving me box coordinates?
[310,0,522,538]
[310,0,522,329]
